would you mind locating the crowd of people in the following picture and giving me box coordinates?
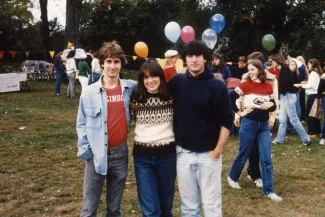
[53,40,324,217]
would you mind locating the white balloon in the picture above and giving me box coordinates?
[202,29,217,49]
[164,22,181,43]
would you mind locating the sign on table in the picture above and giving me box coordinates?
[0,73,20,93]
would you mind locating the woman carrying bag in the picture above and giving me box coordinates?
[66,50,77,99]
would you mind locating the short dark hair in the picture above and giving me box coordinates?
[133,60,171,103]
[247,59,266,83]
[92,51,98,58]
[67,50,75,58]
[98,41,127,67]
[271,54,286,65]
[238,56,247,63]
[247,52,265,64]
[181,40,211,63]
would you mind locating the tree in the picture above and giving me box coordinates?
[65,0,83,47]
[39,0,51,60]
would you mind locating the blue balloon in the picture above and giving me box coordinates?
[210,14,225,34]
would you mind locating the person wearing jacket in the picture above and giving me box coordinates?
[272,54,311,146]
[53,51,65,95]
[89,51,102,85]
[168,40,233,216]
[212,54,231,82]
[76,41,136,217]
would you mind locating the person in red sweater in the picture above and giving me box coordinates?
[163,50,178,81]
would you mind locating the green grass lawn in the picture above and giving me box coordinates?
[0,79,325,217]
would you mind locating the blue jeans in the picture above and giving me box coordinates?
[134,154,176,217]
[306,94,321,135]
[176,146,222,217]
[55,70,63,94]
[246,139,261,181]
[88,72,101,85]
[288,91,301,131]
[275,93,309,143]
[229,118,274,195]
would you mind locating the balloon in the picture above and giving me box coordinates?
[202,29,217,49]
[210,14,226,34]
[180,26,195,43]
[262,34,276,51]
[164,22,181,43]
[134,42,148,58]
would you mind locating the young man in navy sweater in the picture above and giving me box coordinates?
[168,40,233,217]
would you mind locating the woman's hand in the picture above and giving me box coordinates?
[260,102,274,110]
[238,107,253,117]
[234,118,240,127]
[301,81,307,84]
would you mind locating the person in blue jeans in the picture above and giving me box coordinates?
[53,51,65,95]
[227,59,283,202]
[272,54,311,146]
[76,41,136,217]
[131,60,176,217]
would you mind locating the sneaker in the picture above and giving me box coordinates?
[320,138,325,145]
[272,140,281,145]
[227,176,241,189]
[303,140,312,146]
[308,134,316,139]
[266,192,283,202]
[254,178,263,188]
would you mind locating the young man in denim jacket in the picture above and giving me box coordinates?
[76,41,136,217]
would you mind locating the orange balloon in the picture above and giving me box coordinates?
[134,42,148,58]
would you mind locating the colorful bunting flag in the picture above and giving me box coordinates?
[10,51,16,58]
[25,52,30,57]
[49,51,55,58]
[0,51,3,59]
[132,56,137,61]
[67,42,73,49]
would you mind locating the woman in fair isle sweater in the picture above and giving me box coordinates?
[131,60,176,217]
[227,59,283,202]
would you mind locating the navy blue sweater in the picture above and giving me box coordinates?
[168,66,234,152]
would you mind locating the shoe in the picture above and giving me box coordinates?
[247,175,253,181]
[55,93,62,96]
[308,134,316,139]
[303,140,312,146]
[227,176,241,189]
[272,140,281,145]
[254,178,263,188]
[319,138,325,145]
[266,192,283,202]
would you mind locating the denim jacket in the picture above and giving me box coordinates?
[76,76,136,175]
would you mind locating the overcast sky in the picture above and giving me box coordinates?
[29,0,66,27]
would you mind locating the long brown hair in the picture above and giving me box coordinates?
[247,59,266,83]
[134,60,171,103]
[308,58,323,76]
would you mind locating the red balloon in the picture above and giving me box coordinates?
[180,26,195,43]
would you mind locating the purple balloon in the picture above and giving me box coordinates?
[210,14,225,34]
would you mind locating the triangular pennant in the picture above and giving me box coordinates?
[67,42,73,48]
[10,51,16,58]
[49,51,55,58]
[0,51,3,59]
[132,56,137,61]
[25,52,30,57]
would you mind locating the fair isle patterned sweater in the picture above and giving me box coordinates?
[131,94,175,156]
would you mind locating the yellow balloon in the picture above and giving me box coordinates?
[134,42,148,58]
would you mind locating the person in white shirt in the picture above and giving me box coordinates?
[66,50,77,99]
[89,51,102,85]
[299,58,323,137]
